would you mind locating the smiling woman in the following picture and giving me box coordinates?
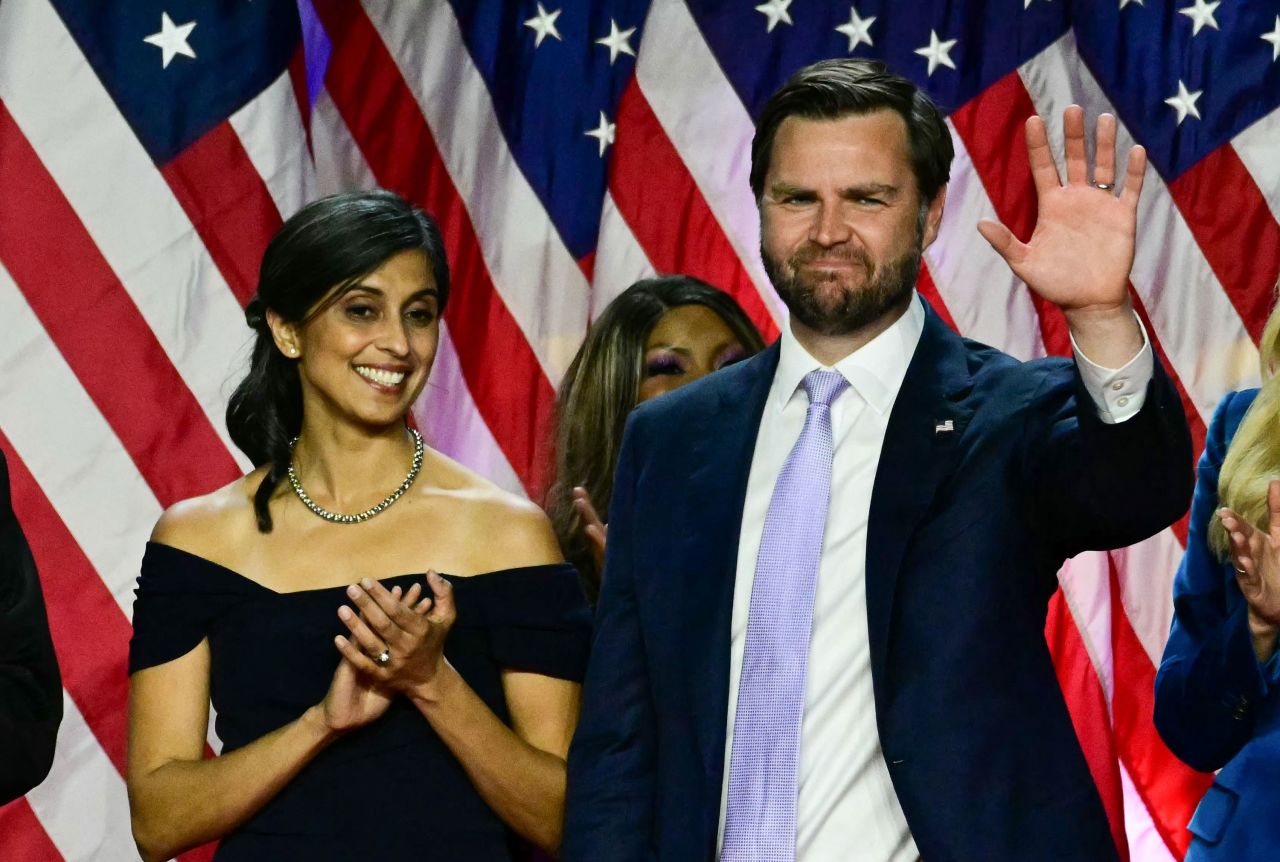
[124,191,590,861]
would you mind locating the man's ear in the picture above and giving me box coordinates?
[921,185,947,250]
[266,309,301,359]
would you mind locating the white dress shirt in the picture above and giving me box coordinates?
[716,296,1153,861]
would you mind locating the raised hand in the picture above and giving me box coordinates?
[977,106,1146,317]
[1219,480,1280,660]
[573,486,608,574]
[334,573,457,700]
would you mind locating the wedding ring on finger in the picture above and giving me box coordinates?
[373,646,392,666]
[1093,181,1115,191]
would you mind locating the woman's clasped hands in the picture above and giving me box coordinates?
[317,572,457,734]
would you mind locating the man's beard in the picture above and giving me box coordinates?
[762,240,923,337]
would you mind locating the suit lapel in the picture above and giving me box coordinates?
[674,342,778,832]
[864,308,975,691]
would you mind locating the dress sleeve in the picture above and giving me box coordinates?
[480,564,592,681]
[129,542,244,674]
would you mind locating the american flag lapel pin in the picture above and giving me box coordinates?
[935,419,955,434]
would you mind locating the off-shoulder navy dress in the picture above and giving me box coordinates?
[129,542,591,860]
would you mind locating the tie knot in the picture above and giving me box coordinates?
[801,369,849,409]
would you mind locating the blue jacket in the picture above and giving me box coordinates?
[1155,388,1280,860]
[564,304,1194,862]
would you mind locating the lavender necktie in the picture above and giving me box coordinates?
[722,369,849,862]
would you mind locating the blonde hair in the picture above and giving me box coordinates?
[1211,287,1280,559]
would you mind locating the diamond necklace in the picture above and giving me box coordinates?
[287,428,424,524]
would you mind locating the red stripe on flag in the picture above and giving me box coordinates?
[159,120,283,306]
[0,798,63,862]
[312,0,556,498]
[949,73,1072,357]
[578,251,596,284]
[917,263,960,332]
[1108,557,1214,860]
[0,432,221,861]
[179,841,219,862]
[1045,589,1129,861]
[1167,145,1280,343]
[611,77,780,343]
[0,101,241,508]
[0,430,133,774]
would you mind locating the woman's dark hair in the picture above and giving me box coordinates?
[547,276,766,599]
[750,58,954,203]
[226,189,449,532]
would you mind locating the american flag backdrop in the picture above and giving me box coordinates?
[0,0,1276,859]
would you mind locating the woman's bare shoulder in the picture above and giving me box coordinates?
[417,451,564,570]
[150,470,265,558]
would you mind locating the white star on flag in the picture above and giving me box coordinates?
[1263,16,1280,62]
[755,0,793,33]
[835,7,875,52]
[585,111,616,157]
[915,29,958,76]
[1178,0,1220,37]
[595,19,637,65]
[1119,0,1144,7]
[524,3,563,48]
[1164,80,1203,125]
[143,12,197,69]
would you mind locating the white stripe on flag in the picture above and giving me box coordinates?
[364,0,590,383]
[1112,531,1186,667]
[229,68,318,222]
[1232,109,1280,225]
[0,0,251,470]
[24,693,134,862]
[0,261,157,617]
[1057,551,1117,705]
[590,191,657,319]
[307,95,524,493]
[416,321,525,497]
[635,0,784,325]
[311,92,371,197]
[1119,760,1178,862]
[927,124,1048,361]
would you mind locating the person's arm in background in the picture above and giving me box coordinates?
[0,449,62,804]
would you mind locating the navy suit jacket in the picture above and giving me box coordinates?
[563,303,1193,862]
[1154,389,1280,860]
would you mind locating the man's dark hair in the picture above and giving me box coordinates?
[750,59,954,203]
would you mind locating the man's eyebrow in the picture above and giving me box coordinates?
[767,181,813,197]
[766,181,902,198]
[841,182,900,197]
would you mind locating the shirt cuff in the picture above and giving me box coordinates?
[1071,313,1153,425]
